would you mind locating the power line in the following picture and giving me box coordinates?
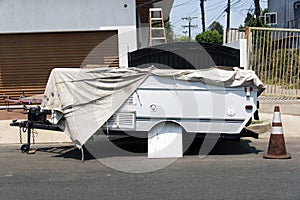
[190,7,199,15]
[231,0,242,8]
[231,0,251,9]
[171,0,265,36]
[172,0,197,8]
[205,0,225,11]
[206,4,227,27]
[206,3,224,13]
[173,18,183,25]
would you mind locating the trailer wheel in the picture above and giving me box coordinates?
[21,144,30,153]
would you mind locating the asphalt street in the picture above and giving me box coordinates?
[0,137,299,200]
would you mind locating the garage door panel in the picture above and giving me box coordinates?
[0,31,118,106]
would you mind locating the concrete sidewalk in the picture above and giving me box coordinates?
[258,99,300,138]
[0,109,71,144]
[0,120,72,144]
[258,113,299,138]
[258,98,300,116]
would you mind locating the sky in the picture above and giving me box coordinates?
[170,0,268,38]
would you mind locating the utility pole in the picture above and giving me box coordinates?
[225,0,230,43]
[182,16,198,40]
[200,0,205,32]
[226,0,230,30]
[254,0,261,19]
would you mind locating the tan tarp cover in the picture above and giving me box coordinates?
[41,66,264,148]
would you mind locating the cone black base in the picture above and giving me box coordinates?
[263,152,291,159]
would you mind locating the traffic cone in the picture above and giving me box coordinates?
[263,106,291,159]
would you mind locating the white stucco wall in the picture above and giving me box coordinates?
[0,0,138,67]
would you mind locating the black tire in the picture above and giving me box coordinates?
[21,144,30,153]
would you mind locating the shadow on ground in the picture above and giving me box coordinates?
[36,136,263,161]
[187,138,262,155]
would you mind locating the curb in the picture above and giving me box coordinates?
[246,121,271,135]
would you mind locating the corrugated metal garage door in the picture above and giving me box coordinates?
[0,30,118,106]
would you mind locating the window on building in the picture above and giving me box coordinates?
[264,12,277,26]
[294,1,300,21]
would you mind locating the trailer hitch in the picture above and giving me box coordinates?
[10,106,63,153]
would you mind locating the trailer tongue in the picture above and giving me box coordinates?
[10,66,264,158]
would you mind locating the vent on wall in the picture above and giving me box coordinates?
[109,112,136,129]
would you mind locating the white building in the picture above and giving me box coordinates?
[0,0,173,105]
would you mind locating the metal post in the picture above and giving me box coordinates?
[225,28,229,43]
[27,123,31,145]
[245,26,250,70]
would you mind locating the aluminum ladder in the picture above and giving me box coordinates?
[149,8,167,46]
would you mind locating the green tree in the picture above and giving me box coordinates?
[239,8,268,28]
[195,30,223,44]
[174,35,193,42]
[165,21,174,42]
[208,21,223,35]
[246,13,264,27]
